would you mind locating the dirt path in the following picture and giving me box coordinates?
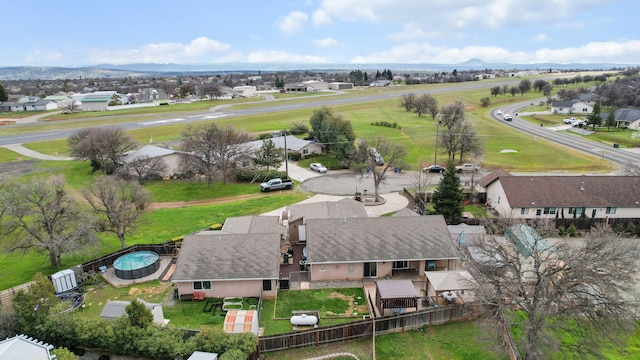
[148,192,271,210]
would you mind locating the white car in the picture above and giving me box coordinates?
[564,117,578,124]
[310,163,327,173]
[495,110,503,116]
[503,113,513,121]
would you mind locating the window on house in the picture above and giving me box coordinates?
[569,207,576,214]
[348,264,355,275]
[393,261,408,269]
[521,208,529,215]
[193,281,211,290]
[363,262,377,278]
[242,160,250,167]
[606,207,617,214]
[302,149,309,154]
[543,207,556,215]
[536,209,542,216]
[426,261,437,271]
[262,279,272,291]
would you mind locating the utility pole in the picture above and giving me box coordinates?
[283,130,289,179]
[434,115,440,164]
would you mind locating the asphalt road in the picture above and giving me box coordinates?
[491,99,640,168]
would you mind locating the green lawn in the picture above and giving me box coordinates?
[274,288,368,319]
[261,320,508,360]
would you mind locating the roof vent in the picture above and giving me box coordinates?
[580,182,585,191]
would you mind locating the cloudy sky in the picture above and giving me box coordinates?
[2,0,637,67]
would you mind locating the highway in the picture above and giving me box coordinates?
[0,76,557,147]
[493,100,640,168]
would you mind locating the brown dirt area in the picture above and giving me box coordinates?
[148,192,270,210]
[127,282,172,296]
[0,160,41,181]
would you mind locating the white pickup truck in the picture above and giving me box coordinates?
[455,163,479,173]
[260,178,294,192]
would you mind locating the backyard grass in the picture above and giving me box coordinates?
[274,288,368,319]
[0,192,308,290]
[261,320,508,360]
[79,280,171,320]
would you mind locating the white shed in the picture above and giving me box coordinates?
[51,269,77,294]
[223,310,259,335]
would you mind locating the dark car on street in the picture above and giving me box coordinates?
[423,165,446,173]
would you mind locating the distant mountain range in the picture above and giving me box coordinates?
[0,59,635,80]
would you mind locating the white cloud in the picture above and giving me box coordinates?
[350,40,640,64]
[315,38,342,48]
[278,11,309,35]
[531,33,549,42]
[89,37,239,64]
[247,50,328,63]
[316,0,609,32]
[312,9,331,25]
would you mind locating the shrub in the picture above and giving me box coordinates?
[288,152,302,161]
[257,133,273,140]
[233,169,288,182]
[289,122,309,135]
[567,224,577,237]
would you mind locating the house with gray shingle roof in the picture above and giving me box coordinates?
[483,171,640,219]
[601,108,640,129]
[121,144,190,178]
[172,231,282,299]
[551,100,593,114]
[244,135,323,161]
[304,215,459,281]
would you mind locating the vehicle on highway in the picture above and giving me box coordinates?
[260,178,294,192]
[310,163,327,173]
[495,110,503,116]
[455,163,479,173]
[503,113,513,121]
[423,165,446,173]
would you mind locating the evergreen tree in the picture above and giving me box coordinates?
[606,109,617,131]
[254,138,283,170]
[587,101,602,130]
[0,82,8,102]
[125,299,153,328]
[431,161,464,223]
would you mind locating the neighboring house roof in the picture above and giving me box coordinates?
[425,270,475,292]
[305,215,458,264]
[244,135,320,153]
[81,91,116,102]
[505,224,553,259]
[100,298,167,325]
[216,215,284,234]
[391,207,420,217]
[478,168,512,188]
[172,232,281,281]
[604,108,640,124]
[495,175,640,208]
[121,145,181,163]
[43,95,71,101]
[377,279,418,299]
[0,334,54,360]
[286,198,368,221]
[29,99,56,106]
[578,93,598,102]
[551,101,574,108]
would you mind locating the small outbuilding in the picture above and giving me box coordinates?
[51,269,78,294]
[223,310,259,335]
[100,298,168,325]
[376,279,419,316]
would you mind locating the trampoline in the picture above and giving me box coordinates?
[113,251,160,280]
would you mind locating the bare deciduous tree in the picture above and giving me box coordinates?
[82,176,151,250]
[120,155,168,185]
[180,123,252,185]
[58,99,81,114]
[68,127,136,174]
[399,93,416,112]
[3,175,98,267]
[353,137,407,202]
[470,224,638,360]
[197,82,222,99]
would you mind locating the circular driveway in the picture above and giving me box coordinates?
[301,170,422,196]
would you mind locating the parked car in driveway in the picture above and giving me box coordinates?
[423,165,446,173]
[310,163,327,173]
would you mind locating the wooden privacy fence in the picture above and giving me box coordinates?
[258,304,476,353]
